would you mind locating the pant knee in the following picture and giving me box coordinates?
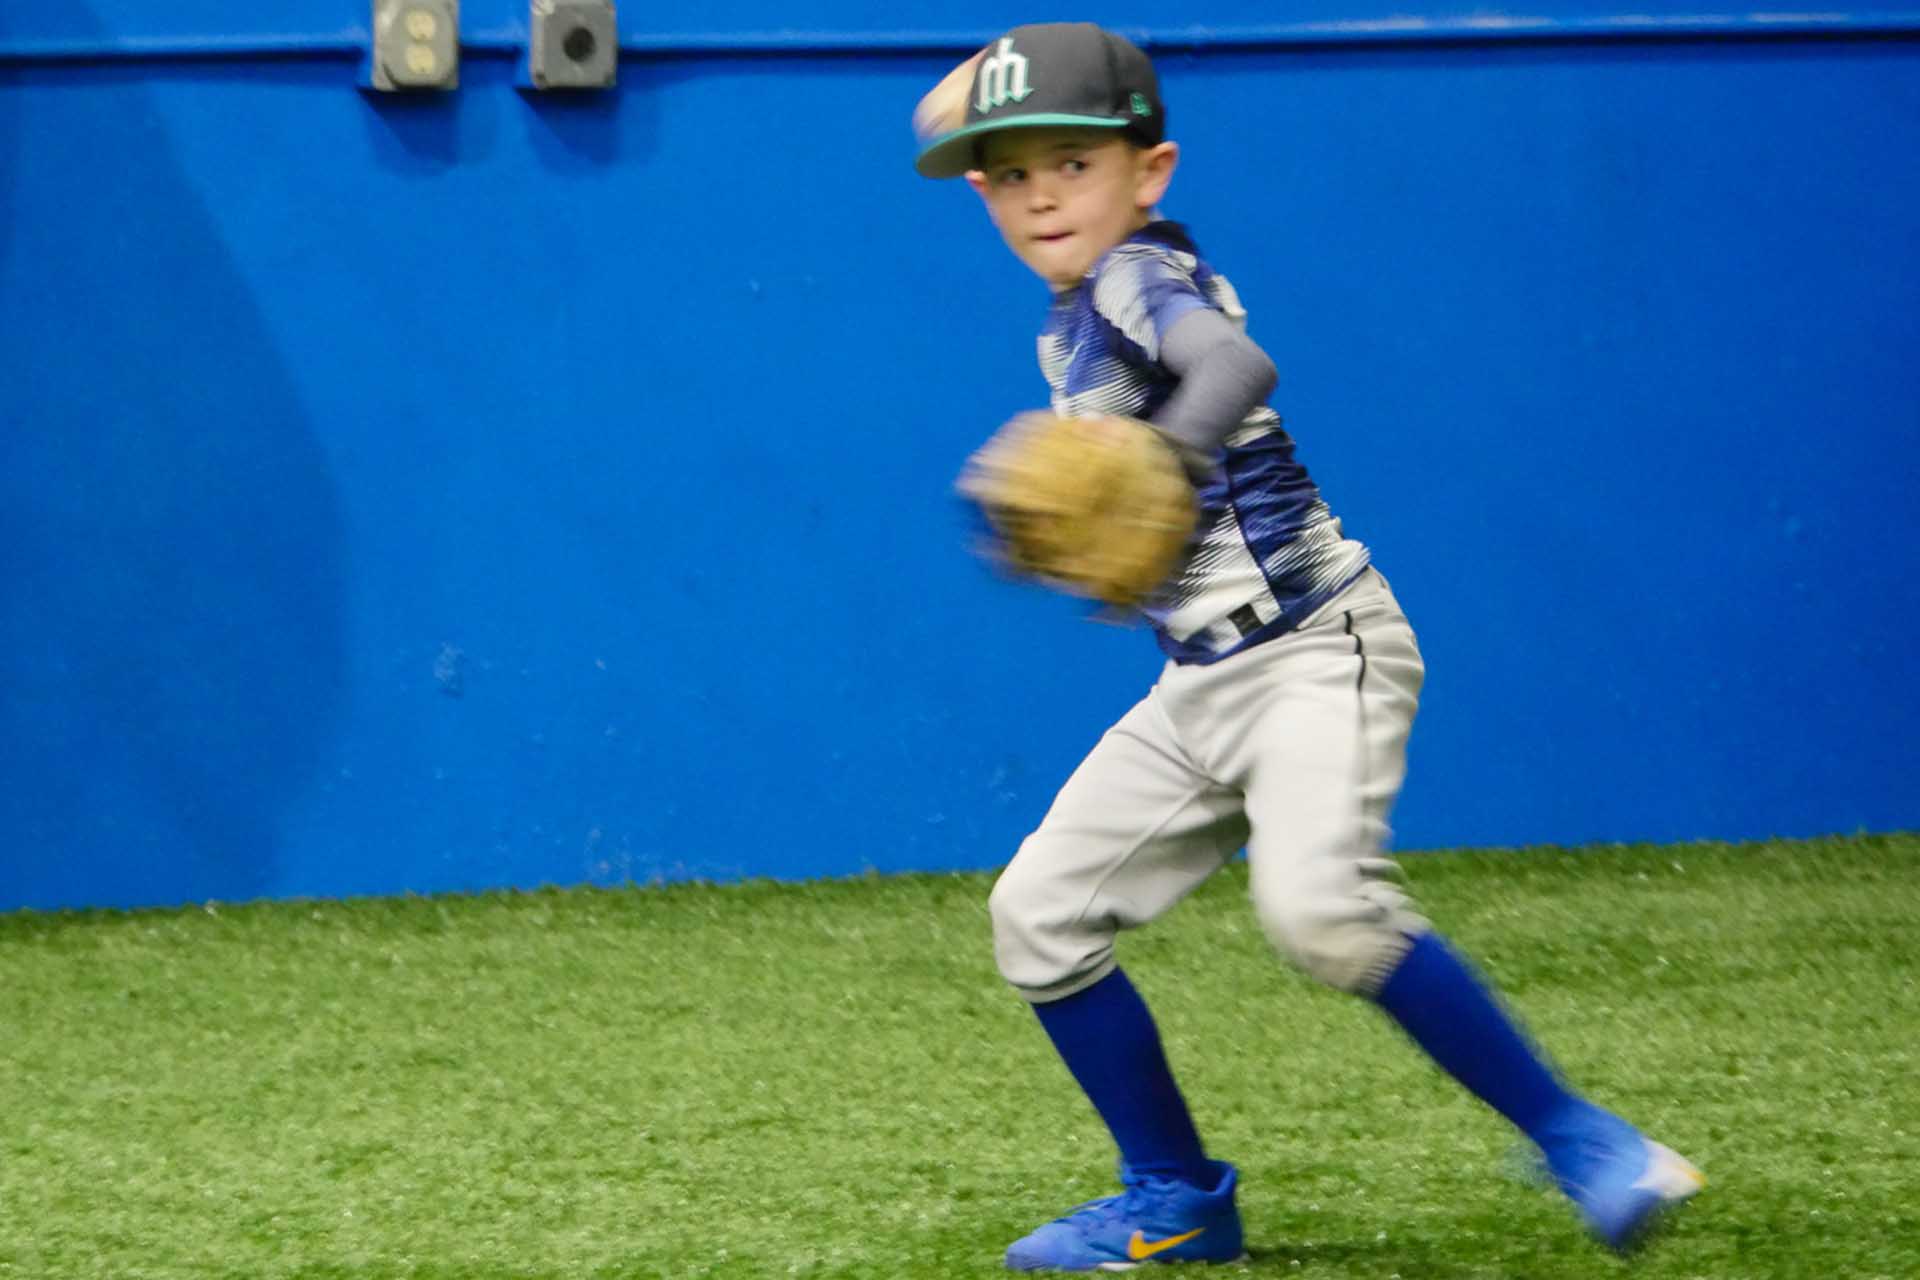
[988,852,1118,1001]
[1254,872,1426,994]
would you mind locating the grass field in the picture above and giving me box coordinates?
[2,834,1916,1279]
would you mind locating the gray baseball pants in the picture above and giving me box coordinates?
[990,568,1429,1002]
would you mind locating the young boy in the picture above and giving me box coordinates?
[914,22,1704,1273]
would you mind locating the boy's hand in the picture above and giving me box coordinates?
[956,412,1198,610]
[913,48,987,145]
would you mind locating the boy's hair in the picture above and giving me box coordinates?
[915,23,1165,180]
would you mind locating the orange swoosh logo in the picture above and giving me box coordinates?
[1126,1227,1204,1261]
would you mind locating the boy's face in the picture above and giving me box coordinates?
[967,128,1178,291]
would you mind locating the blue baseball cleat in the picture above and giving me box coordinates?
[1004,1160,1246,1272]
[1537,1104,1705,1252]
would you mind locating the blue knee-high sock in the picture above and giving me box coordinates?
[1374,931,1578,1141]
[1031,967,1213,1186]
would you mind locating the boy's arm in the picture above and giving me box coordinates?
[1153,308,1279,477]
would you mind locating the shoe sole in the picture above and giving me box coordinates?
[1090,1254,1250,1272]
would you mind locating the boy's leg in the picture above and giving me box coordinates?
[1231,595,1577,1120]
[990,689,1246,1008]
[990,689,1250,1269]
[1027,966,1211,1185]
[1205,573,1431,996]
[1375,934,1705,1249]
[1212,573,1701,1249]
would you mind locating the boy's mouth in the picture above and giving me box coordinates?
[1033,231,1073,244]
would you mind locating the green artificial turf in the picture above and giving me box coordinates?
[2,834,1916,1279]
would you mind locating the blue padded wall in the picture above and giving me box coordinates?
[2,6,1916,910]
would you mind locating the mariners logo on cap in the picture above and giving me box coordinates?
[914,22,1166,179]
[974,37,1034,114]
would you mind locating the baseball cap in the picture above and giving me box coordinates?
[914,23,1165,179]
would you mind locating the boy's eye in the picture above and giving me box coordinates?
[1063,158,1088,174]
[997,168,1027,186]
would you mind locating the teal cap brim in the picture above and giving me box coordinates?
[915,114,1130,179]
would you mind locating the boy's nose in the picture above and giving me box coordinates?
[1025,181,1059,213]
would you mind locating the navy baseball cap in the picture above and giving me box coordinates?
[915,23,1165,179]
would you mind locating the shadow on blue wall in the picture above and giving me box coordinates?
[518,74,627,170]
[0,12,348,909]
[362,82,469,171]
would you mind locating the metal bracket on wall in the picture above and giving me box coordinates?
[527,0,617,91]
[369,0,459,92]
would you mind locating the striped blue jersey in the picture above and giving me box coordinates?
[1038,222,1370,664]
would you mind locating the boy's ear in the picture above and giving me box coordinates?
[1134,142,1180,209]
[965,170,991,202]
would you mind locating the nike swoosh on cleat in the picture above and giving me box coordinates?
[1125,1227,1205,1261]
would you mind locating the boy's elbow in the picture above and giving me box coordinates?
[1236,337,1278,400]
[1253,347,1278,398]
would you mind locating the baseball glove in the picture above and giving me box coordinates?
[956,412,1199,609]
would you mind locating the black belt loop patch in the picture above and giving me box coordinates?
[1343,610,1368,693]
[1228,604,1262,638]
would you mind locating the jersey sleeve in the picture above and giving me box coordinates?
[1088,246,1215,365]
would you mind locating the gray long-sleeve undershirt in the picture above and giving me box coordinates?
[1153,308,1279,475]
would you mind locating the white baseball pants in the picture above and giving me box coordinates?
[990,568,1429,1001]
